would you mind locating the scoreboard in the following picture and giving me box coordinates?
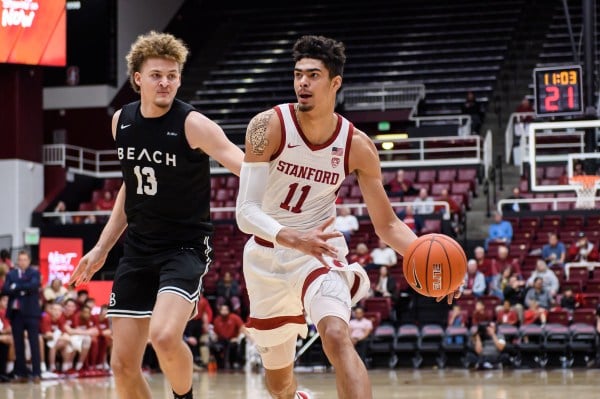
[533,65,584,117]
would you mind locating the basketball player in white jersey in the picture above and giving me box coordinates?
[236,35,459,399]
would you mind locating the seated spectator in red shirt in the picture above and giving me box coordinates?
[185,292,213,368]
[491,245,521,279]
[436,188,461,217]
[474,246,496,280]
[348,242,373,269]
[0,294,14,381]
[95,190,115,211]
[397,205,422,234]
[71,305,100,371]
[385,169,418,199]
[496,300,519,326]
[95,305,112,371]
[211,304,245,370]
[523,299,547,325]
[568,232,599,262]
[40,302,72,373]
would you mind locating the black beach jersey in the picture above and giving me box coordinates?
[115,99,212,253]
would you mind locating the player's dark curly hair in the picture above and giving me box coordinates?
[292,35,346,78]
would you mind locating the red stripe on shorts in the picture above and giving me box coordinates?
[246,314,305,330]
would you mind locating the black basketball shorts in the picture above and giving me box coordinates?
[107,246,211,318]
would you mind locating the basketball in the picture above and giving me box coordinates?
[402,233,467,297]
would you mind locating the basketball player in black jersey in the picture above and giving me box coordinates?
[70,31,243,399]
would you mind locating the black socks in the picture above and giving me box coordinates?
[173,387,193,399]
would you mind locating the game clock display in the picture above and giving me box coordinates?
[533,65,584,117]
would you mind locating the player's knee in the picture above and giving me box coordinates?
[149,327,180,354]
[111,352,140,378]
[319,319,351,354]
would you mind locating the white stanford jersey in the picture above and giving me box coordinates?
[263,103,353,232]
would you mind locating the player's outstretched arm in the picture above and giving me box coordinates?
[350,130,461,304]
[185,112,244,176]
[70,112,128,287]
[350,130,417,254]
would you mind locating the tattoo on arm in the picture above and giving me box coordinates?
[247,111,272,156]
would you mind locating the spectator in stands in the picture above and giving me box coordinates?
[95,190,115,211]
[496,299,519,326]
[42,278,69,305]
[473,246,494,279]
[412,187,435,215]
[490,245,522,278]
[94,191,115,223]
[501,187,530,213]
[526,259,559,297]
[568,231,598,262]
[471,300,492,326]
[211,304,246,370]
[3,250,42,382]
[366,239,398,270]
[436,189,462,235]
[348,306,373,366]
[0,249,13,269]
[484,211,513,250]
[385,169,418,199]
[502,275,526,322]
[466,322,506,369]
[559,287,578,313]
[75,289,89,311]
[334,205,359,244]
[524,277,553,311]
[70,305,99,372]
[446,304,466,344]
[0,294,13,382]
[0,261,8,289]
[95,304,112,372]
[53,201,73,225]
[185,291,213,368]
[460,91,484,135]
[523,299,547,325]
[541,232,566,268]
[40,302,71,374]
[215,271,241,315]
[372,266,397,300]
[60,298,86,372]
[515,96,534,123]
[348,242,373,269]
[397,205,422,234]
[489,262,523,301]
[461,259,486,298]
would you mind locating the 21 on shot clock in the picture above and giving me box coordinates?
[533,65,584,117]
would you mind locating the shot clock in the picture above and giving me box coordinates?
[533,65,584,117]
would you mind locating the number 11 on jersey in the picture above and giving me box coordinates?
[280,183,310,213]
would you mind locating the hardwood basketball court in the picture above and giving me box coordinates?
[1,368,599,398]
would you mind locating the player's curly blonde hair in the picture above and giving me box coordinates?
[126,31,189,93]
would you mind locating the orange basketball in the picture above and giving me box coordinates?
[402,233,467,297]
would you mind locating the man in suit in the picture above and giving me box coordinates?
[2,250,42,382]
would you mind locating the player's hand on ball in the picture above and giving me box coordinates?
[436,287,462,305]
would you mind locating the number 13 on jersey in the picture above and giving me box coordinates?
[133,165,158,195]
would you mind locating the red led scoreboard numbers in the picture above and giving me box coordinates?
[533,65,584,117]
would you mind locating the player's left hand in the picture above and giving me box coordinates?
[435,282,463,305]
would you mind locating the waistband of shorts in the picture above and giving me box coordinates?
[253,235,274,248]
